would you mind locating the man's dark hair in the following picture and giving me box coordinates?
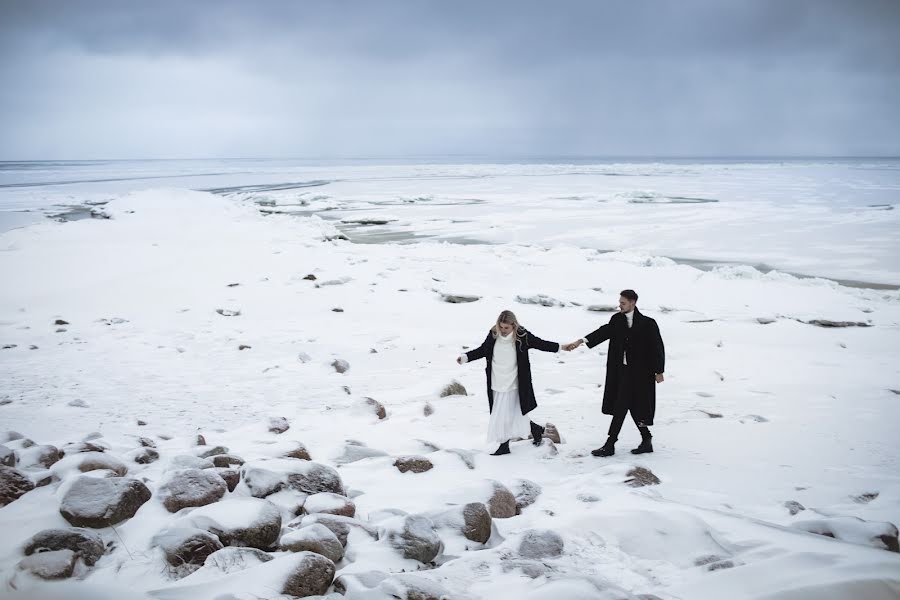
[620,289,638,302]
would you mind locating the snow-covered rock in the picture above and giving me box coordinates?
[301,491,356,518]
[335,443,390,465]
[16,549,77,580]
[793,516,899,553]
[280,551,336,597]
[242,459,344,498]
[0,465,34,506]
[152,527,224,574]
[158,469,228,513]
[267,417,290,434]
[517,528,565,559]
[51,452,128,478]
[381,514,443,563]
[17,444,61,469]
[279,523,344,563]
[59,476,151,528]
[168,455,215,471]
[202,546,272,575]
[294,513,377,548]
[511,479,542,513]
[23,527,106,566]
[178,497,282,550]
[393,455,433,474]
[427,502,493,544]
[0,444,16,467]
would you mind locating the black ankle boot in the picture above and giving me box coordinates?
[530,421,545,446]
[491,441,511,456]
[591,437,616,457]
[631,428,653,454]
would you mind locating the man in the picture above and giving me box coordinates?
[565,290,665,457]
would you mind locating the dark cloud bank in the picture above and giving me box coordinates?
[1,0,898,159]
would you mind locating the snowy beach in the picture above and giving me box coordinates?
[1,161,899,599]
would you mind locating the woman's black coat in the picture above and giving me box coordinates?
[584,308,665,425]
[464,328,560,415]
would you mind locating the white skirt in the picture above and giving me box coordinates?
[487,388,532,443]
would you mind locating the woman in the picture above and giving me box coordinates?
[457,310,561,455]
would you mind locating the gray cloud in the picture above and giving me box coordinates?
[1,0,898,159]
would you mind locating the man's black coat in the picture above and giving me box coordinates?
[584,308,665,425]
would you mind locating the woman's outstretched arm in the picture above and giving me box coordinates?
[458,331,492,363]
[525,330,561,353]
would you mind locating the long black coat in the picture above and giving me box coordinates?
[465,328,560,415]
[584,308,665,425]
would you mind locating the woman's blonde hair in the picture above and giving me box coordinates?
[492,310,526,346]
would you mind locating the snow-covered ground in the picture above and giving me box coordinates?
[1,166,899,599]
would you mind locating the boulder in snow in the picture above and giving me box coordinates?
[196,445,229,459]
[511,479,542,513]
[393,456,433,474]
[363,397,387,420]
[295,513,377,548]
[333,570,390,595]
[18,444,61,469]
[268,417,290,434]
[382,515,443,564]
[440,293,481,304]
[216,468,240,492]
[518,529,565,559]
[281,551,336,598]
[16,549,76,580]
[280,523,344,563]
[152,527,224,575]
[132,448,159,464]
[0,466,35,506]
[24,527,106,566]
[334,444,389,465]
[302,492,356,518]
[169,454,215,470]
[793,516,898,553]
[59,476,151,528]
[74,452,128,476]
[181,497,282,550]
[439,381,467,397]
[281,443,312,461]
[515,294,565,307]
[378,574,454,600]
[428,502,492,544]
[203,546,273,575]
[487,481,518,518]
[625,467,661,488]
[0,444,16,467]
[158,468,228,513]
[212,454,245,468]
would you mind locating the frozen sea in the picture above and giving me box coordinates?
[1,157,898,286]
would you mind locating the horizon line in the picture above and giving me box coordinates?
[2,154,900,163]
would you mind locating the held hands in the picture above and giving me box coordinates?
[562,339,584,352]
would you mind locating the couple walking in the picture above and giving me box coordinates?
[456,290,665,457]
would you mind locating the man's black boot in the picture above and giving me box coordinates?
[491,441,511,456]
[591,437,616,457]
[631,427,653,454]
[530,421,545,446]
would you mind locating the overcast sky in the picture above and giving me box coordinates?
[1,0,898,159]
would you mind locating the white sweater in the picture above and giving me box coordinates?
[490,332,518,392]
